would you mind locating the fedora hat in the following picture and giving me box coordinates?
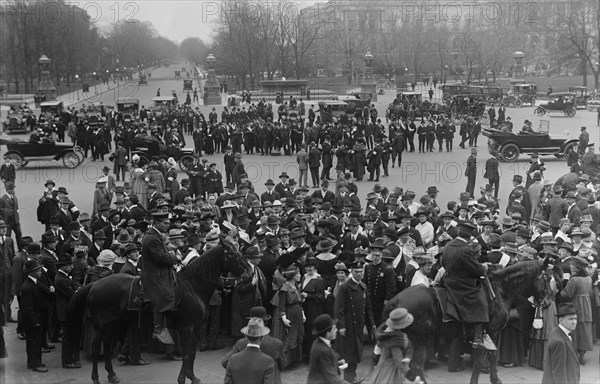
[0,219,7,228]
[347,217,360,226]
[57,186,68,194]
[55,255,74,267]
[383,228,398,239]
[316,238,337,251]
[427,186,439,194]
[41,233,57,244]
[93,230,107,240]
[265,235,280,247]
[265,179,275,186]
[289,227,306,239]
[386,308,414,330]
[441,211,455,219]
[556,302,577,318]
[516,228,531,239]
[381,249,395,260]
[24,259,42,273]
[312,314,338,336]
[123,242,140,255]
[247,306,271,321]
[267,215,280,225]
[246,245,263,259]
[370,238,386,249]
[279,172,289,179]
[500,217,514,226]
[241,317,270,337]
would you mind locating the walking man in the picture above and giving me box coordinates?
[541,302,580,384]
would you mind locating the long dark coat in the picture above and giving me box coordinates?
[301,275,326,343]
[141,227,178,312]
[441,237,489,323]
[333,277,375,364]
[541,327,580,384]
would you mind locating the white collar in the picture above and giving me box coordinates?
[558,324,571,338]
[319,337,331,347]
[246,343,261,348]
[28,275,38,284]
[128,259,138,267]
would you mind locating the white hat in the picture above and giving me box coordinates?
[132,154,140,162]
[97,176,108,184]
[273,200,283,207]
[167,157,177,167]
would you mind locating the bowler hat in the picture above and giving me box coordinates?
[247,306,271,321]
[383,228,398,239]
[26,243,42,255]
[94,230,107,240]
[41,233,57,243]
[427,186,439,194]
[556,302,577,318]
[312,314,338,336]
[386,308,414,330]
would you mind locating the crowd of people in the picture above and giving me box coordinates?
[0,92,599,384]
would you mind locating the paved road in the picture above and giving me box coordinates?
[1,65,600,383]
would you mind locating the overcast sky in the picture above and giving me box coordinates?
[81,0,327,44]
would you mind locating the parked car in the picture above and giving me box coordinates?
[130,134,195,172]
[2,103,32,134]
[482,117,578,162]
[568,86,590,108]
[1,139,83,169]
[534,92,577,117]
[504,83,538,108]
[116,98,139,123]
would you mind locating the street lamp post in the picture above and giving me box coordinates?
[361,51,377,101]
[37,55,58,101]
[203,53,221,105]
[74,74,80,101]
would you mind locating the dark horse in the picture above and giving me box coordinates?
[382,261,553,384]
[66,237,252,384]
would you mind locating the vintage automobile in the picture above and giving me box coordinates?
[318,100,350,123]
[116,98,139,123]
[504,83,538,108]
[1,138,84,169]
[2,103,32,134]
[40,101,65,119]
[483,117,578,162]
[484,85,504,104]
[149,96,177,118]
[441,84,463,102]
[139,74,148,86]
[534,92,577,117]
[183,79,193,91]
[568,86,590,108]
[130,134,195,172]
[81,105,105,127]
[337,94,371,117]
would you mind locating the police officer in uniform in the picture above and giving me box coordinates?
[363,238,397,326]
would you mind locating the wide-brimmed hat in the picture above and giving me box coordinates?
[168,229,185,239]
[386,308,414,330]
[265,179,275,186]
[500,217,514,226]
[441,211,455,219]
[312,314,338,335]
[500,243,518,255]
[44,180,56,187]
[316,238,337,251]
[289,228,306,239]
[569,227,584,237]
[247,306,271,321]
[265,235,280,247]
[240,317,270,337]
[556,302,577,318]
[25,259,42,273]
[427,186,439,194]
[282,265,300,279]
[572,255,589,270]
[369,238,386,250]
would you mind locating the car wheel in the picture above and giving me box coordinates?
[178,155,194,173]
[62,151,81,168]
[564,107,576,117]
[562,142,577,159]
[500,143,520,162]
[514,99,523,108]
[534,107,546,116]
[4,152,24,169]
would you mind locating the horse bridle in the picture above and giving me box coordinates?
[499,269,553,309]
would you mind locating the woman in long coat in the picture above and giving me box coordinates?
[146,161,166,193]
[131,163,148,209]
[271,265,304,370]
[300,258,325,359]
[204,163,224,196]
[315,239,339,316]
[165,158,180,201]
[560,255,593,363]
[352,139,367,181]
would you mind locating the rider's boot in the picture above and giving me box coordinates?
[152,312,174,345]
[472,323,497,351]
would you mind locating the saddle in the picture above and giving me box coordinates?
[129,273,183,311]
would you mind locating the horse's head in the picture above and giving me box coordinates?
[533,268,557,309]
[219,235,252,282]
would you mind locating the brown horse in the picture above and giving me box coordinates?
[382,260,553,384]
[66,237,252,384]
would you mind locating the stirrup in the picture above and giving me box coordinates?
[152,328,174,345]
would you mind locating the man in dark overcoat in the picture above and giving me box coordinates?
[20,259,51,372]
[334,259,375,383]
[441,220,493,350]
[465,148,477,198]
[142,212,180,344]
[541,302,580,384]
[363,239,397,326]
[306,314,349,384]
[54,256,81,368]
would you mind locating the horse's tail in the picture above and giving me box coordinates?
[65,283,93,350]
